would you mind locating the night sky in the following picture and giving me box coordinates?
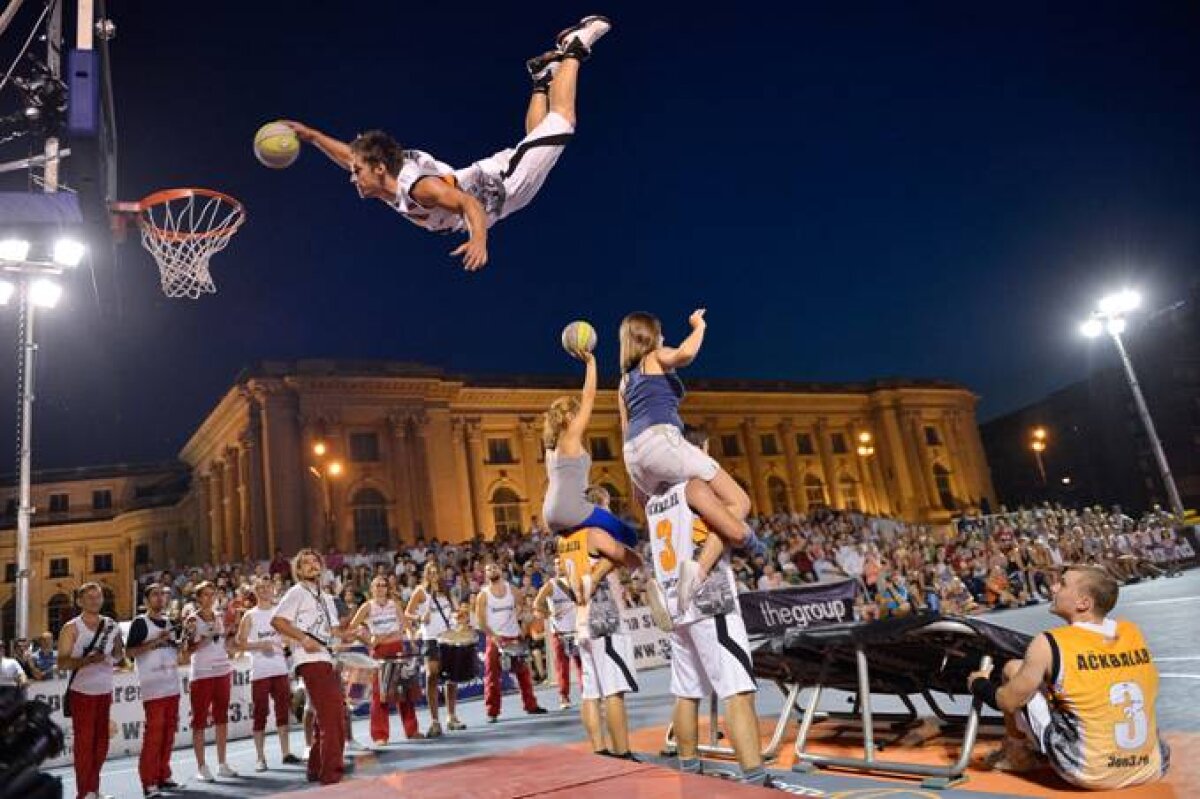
[1,1,1198,470]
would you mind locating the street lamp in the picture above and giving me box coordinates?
[1,233,85,641]
[308,448,343,548]
[1029,427,1048,485]
[1080,289,1184,518]
[855,431,875,457]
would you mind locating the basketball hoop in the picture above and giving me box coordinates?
[111,188,245,299]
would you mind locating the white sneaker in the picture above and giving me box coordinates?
[645,577,675,631]
[194,765,214,783]
[559,699,572,711]
[217,763,239,778]
[255,758,268,772]
[676,559,701,611]
[556,15,612,56]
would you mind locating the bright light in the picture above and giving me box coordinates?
[1107,317,1127,336]
[1080,318,1103,338]
[858,431,872,444]
[29,279,62,308]
[0,238,30,262]
[1098,289,1140,316]
[313,441,327,457]
[327,461,343,477]
[856,445,875,457]
[1032,427,1047,441]
[1031,440,1046,453]
[52,238,86,267]
[1061,477,1072,485]
[0,280,13,305]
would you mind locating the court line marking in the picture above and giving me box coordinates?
[1127,596,1200,606]
[1159,673,1200,680]
[1154,656,1200,662]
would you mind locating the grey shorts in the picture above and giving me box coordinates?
[623,424,720,496]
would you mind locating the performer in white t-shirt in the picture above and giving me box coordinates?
[125,582,183,797]
[348,576,422,744]
[237,576,300,771]
[282,16,610,272]
[405,561,465,735]
[180,581,239,783]
[534,558,583,710]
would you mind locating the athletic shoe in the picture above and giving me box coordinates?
[426,721,443,738]
[194,765,214,783]
[254,759,267,773]
[559,699,572,710]
[526,50,562,91]
[159,780,181,789]
[280,754,303,766]
[216,763,239,779]
[143,787,162,799]
[555,15,611,59]
[676,559,702,611]
[645,577,675,631]
[448,718,467,731]
[527,706,548,715]
[347,738,368,752]
[373,739,389,747]
[487,714,499,724]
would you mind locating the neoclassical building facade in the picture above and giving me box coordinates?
[2,360,995,627]
[180,361,996,562]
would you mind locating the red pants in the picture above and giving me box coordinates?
[369,640,420,742]
[552,633,583,703]
[251,674,291,732]
[298,661,345,785]
[189,673,231,729]
[70,690,112,799]
[483,637,539,718]
[139,695,179,789]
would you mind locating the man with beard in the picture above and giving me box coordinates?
[475,562,547,722]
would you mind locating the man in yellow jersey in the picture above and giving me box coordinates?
[968,564,1169,790]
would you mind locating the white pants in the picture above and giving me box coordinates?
[623,424,720,496]
[464,112,575,226]
[670,613,757,700]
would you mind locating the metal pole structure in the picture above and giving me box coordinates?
[1109,331,1185,518]
[42,0,63,192]
[15,282,37,640]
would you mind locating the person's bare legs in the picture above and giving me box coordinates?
[525,91,549,136]
[215,723,228,766]
[673,697,701,767]
[446,682,460,724]
[684,479,749,548]
[604,695,630,755]
[724,692,764,772]
[425,660,441,725]
[710,469,752,521]
[581,698,607,751]
[548,57,579,127]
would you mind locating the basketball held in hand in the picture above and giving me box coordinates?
[254,121,300,169]
[561,320,597,359]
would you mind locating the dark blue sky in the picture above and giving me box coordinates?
[2,1,1198,468]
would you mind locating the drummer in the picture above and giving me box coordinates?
[535,557,584,710]
[405,561,466,736]
[348,576,422,744]
[476,562,549,723]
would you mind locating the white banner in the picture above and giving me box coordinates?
[620,605,670,670]
[27,656,257,770]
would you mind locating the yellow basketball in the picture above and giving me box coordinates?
[254,121,300,169]
[561,320,597,358]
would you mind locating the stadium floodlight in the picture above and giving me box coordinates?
[1098,289,1140,316]
[52,238,86,267]
[0,280,13,305]
[0,238,31,262]
[1079,318,1103,338]
[30,279,62,309]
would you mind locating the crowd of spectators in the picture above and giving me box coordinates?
[3,501,1192,684]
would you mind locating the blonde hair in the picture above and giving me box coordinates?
[619,312,662,374]
[584,483,610,507]
[542,395,580,450]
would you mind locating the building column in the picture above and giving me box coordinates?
[222,448,242,561]
[518,418,544,529]
[778,420,803,512]
[196,474,215,565]
[208,464,227,563]
[463,419,488,537]
[449,418,475,539]
[848,421,876,513]
[814,418,840,507]
[739,418,770,513]
[876,404,917,518]
[905,411,941,514]
[240,431,268,559]
[254,381,306,555]
[387,413,417,543]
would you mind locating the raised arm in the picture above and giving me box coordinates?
[283,121,353,171]
[562,351,597,449]
[656,309,707,370]
[410,177,490,271]
[404,585,428,623]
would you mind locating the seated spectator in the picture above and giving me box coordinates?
[0,641,27,687]
[757,563,786,591]
[30,632,57,680]
[875,573,912,619]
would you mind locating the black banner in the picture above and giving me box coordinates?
[738,579,859,637]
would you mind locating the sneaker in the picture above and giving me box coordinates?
[488,714,499,724]
[645,577,675,631]
[525,50,563,90]
[194,765,215,783]
[527,706,548,715]
[448,718,467,731]
[216,763,239,779]
[676,559,702,612]
[426,721,443,738]
[373,739,389,747]
[143,788,162,799]
[347,738,368,752]
[159,780,180,789]
[559,699,572,710]
[280,754,303,766]
[254,759,267,773]
[555,15,612,58]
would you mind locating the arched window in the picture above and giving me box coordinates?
[803,474,826,509]
[47,593,72,637]
[600,482,627,518]
[839,475,861,511]
[767,476,790,515]
[491,486,523,537]
[352,488,391,550]
[933,464,955,510]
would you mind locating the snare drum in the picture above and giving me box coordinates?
[336,650,379,707]
[497,638,530,672]
[437,629,479,683]
[379,639,423,701]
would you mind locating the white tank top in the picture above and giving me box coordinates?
[646,482,737,626]
[188,612,232,681]
[484,582,520,638]
[131,614,181,701]
[69,615,119,696]
[548,581,577,634]
[365,599,402,636]
[245,606,288,680]
[419,589,452,641]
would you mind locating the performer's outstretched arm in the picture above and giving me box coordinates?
[283,121,353,171]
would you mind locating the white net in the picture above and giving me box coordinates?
[138,190,244,299]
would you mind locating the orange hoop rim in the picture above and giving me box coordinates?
[112,187,246,243]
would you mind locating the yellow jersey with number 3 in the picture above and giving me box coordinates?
[1043,619,1168,790]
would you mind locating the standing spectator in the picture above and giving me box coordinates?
[269,549,291,578]
[181,581,238,782]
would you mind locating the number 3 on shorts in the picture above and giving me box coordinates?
[656,519,676,572]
